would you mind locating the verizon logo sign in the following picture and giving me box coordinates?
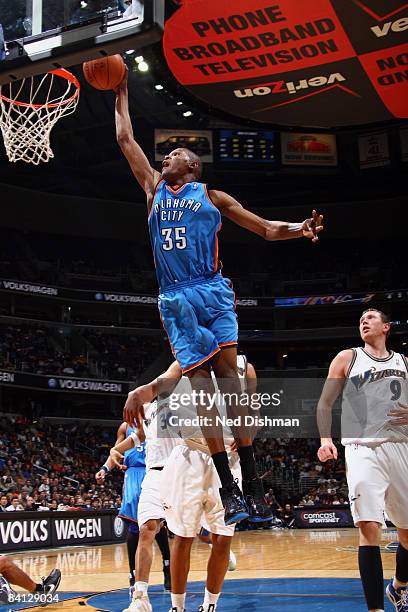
[234,72,346,98]
[371,17,408,38]
[0,520,48,544]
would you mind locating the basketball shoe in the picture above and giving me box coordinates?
[242,477,273,522]
[386,579,408,611]
[0,576,16,604]
[129,574,135,599]
[198,605,217,611]
[219,479,249,525]
[38,569,61,606]
[228,549,237,571]
[123,591,152,612]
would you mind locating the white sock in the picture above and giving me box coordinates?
[171,593,186,610]
[203,588,220,607]
[135,582,148,595]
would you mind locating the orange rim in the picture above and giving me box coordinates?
[0,68,80,109]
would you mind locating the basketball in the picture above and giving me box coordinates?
[82,55,126,91]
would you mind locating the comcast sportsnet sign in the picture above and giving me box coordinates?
[163,0,408,127]
[294,506,354,528]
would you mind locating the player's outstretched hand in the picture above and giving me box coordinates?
[95,469,106,484]
[317,441,338,462]
[123,389,146,428]
[302,210,324,242]
[387,402,408,425]
[110,448,126,470]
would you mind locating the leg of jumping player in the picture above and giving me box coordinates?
[187,366,249,525]
[211,346,271,522]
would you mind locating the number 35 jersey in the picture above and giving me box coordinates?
[341,347,408,447]
[148,180,221,291]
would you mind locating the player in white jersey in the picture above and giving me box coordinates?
[161,356,257,612]
[317,309,408,612]
[110,361,183,612]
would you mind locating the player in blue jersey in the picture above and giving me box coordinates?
[96,422,171,594]
[115,71,324,526]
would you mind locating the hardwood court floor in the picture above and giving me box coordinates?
[7,528,398,610]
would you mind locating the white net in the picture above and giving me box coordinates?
[0,69,80,165]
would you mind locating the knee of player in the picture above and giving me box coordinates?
[0,556,12,572]
[216,371,241,395]
[175,535,195,550]
[398,529,408,549]
[211,534,231,552]
[140,520,158,538]
[358,520,382,542]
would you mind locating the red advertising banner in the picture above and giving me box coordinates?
[163,0,408,127]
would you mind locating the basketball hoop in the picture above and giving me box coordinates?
[0,68,80,165]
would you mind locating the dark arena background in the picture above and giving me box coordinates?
[0,1,407,611]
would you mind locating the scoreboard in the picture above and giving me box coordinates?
[217,129,276,163]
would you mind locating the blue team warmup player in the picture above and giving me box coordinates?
[115,68,324,526]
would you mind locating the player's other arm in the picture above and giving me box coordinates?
[95,421,128,482]
[123,360,182,426]
[115,72,161,200]
[109,433,140,470]
[317,350,353,462]
[210,190,323,242]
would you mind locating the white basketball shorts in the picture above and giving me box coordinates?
[137,468,165,527]
[345,442,408,528]
[161,445,241,538]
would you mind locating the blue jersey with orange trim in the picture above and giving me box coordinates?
[148,180,221,291]
[124,425,146,468]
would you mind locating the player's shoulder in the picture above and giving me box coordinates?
[335,348,357,361]
[118,421,128,434]
[329,348,356,377]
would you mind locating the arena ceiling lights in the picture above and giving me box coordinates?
[163,0,408,128]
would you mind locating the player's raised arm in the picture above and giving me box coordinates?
[209,190,323,242]
[317,350,353,462]
[123,360,182,426]
[115,71,161,201]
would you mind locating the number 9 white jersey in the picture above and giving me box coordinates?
[341,347,408,446]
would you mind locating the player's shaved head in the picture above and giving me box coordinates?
[182,148,202,179]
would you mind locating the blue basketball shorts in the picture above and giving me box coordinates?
[158,274,238,373]
[118,466,146,524]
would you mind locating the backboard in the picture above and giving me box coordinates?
[0,0,164,84]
